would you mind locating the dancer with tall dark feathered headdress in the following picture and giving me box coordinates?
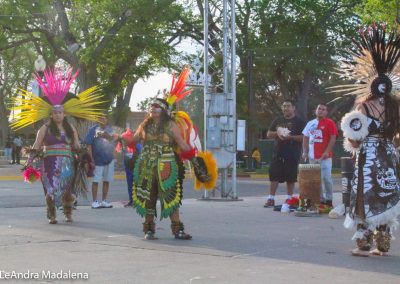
[9,67,105,224]
[333,24,400,256]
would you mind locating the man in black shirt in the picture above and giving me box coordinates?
[264,100,305,207]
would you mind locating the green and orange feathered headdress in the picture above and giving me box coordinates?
[9,67,105,130]
[150,66,194,146]
[166,66,193,105]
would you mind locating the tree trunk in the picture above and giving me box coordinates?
[0,88,9,146]
[114,80,137,128]
[276,68,290,99]
[295,70,312,121]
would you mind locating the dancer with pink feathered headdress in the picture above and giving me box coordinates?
[10,66,105,224]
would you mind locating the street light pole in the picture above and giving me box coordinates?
[34,55,46,98]
[33,55,46,132]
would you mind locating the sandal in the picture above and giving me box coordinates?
[369,249,387,256]
[65,215,73,222]
[174,230,192,240]
[144,231,158,240]
[351,248,369,257]
[48,218,58,224]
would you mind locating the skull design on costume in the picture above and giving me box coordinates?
[376,167,397,191]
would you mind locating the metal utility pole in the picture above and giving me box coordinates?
[247,51,254,162]
[203,0,238,200]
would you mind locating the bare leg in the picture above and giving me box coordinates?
[264,181,279,207]
[269,181,279,196]
[170,208,180,222]
[287,182,294,196]
[92,182,98,201]
[102,181,109,201]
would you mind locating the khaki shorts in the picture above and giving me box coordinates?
[93,160,115,183]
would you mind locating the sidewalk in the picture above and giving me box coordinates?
[0,193,399,283]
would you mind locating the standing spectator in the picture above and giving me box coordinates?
[4,136,12,162]
[12,135,23,164]
[119,128,142,208]
[251,147,261,169]
[84,114,118,209]
[302,103,338,212]
[264,100,305,208]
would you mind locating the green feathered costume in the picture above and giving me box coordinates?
[132,121,185,220]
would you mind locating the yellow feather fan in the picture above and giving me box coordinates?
[9,89,52,130]
[194,151,218,191]
[9,86,105,130]
[63,86,106,122]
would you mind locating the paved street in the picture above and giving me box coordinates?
[0,174,399,283]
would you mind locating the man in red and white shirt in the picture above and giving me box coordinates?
[302,103,338,210]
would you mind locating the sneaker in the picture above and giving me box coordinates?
[280,203,291,213]
[91,201,101,209]
[101,200,113,208]
[264,199,275,208]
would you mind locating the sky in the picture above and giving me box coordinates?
[129,38,200,111]
[129,72,171,111]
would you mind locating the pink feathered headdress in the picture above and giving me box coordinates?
[34,67,79,105]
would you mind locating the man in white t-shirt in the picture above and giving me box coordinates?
[302,104,338,212]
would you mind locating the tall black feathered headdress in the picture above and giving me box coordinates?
[331,23,400,100]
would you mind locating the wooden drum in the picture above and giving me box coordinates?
[298,163,321,207]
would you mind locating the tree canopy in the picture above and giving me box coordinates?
[0,0,194,127]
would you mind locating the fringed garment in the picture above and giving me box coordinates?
[40,130,75,207]
[132,121,185,219]
[345,106,400,233]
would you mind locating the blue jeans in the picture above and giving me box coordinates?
[4,148,11,161]
[310,158,333,202]
[124,158,134,203]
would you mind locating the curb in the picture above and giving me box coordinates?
[0,172,342,181]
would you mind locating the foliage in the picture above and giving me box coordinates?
[356,0,399,27]
[0,45,36,144]
[234,0,360,120]
[0,0,195,128]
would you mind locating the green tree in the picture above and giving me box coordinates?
[0,0,195,127]
[0,46,36,145]
[189,0,359,149]
[356,0,399,26]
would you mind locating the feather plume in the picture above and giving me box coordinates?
[63,85,105,122]
[9,89,52,130]
[332,24,400,100]
[166,66,193,106]
[174,111,193,147]
[35,68,79,105]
